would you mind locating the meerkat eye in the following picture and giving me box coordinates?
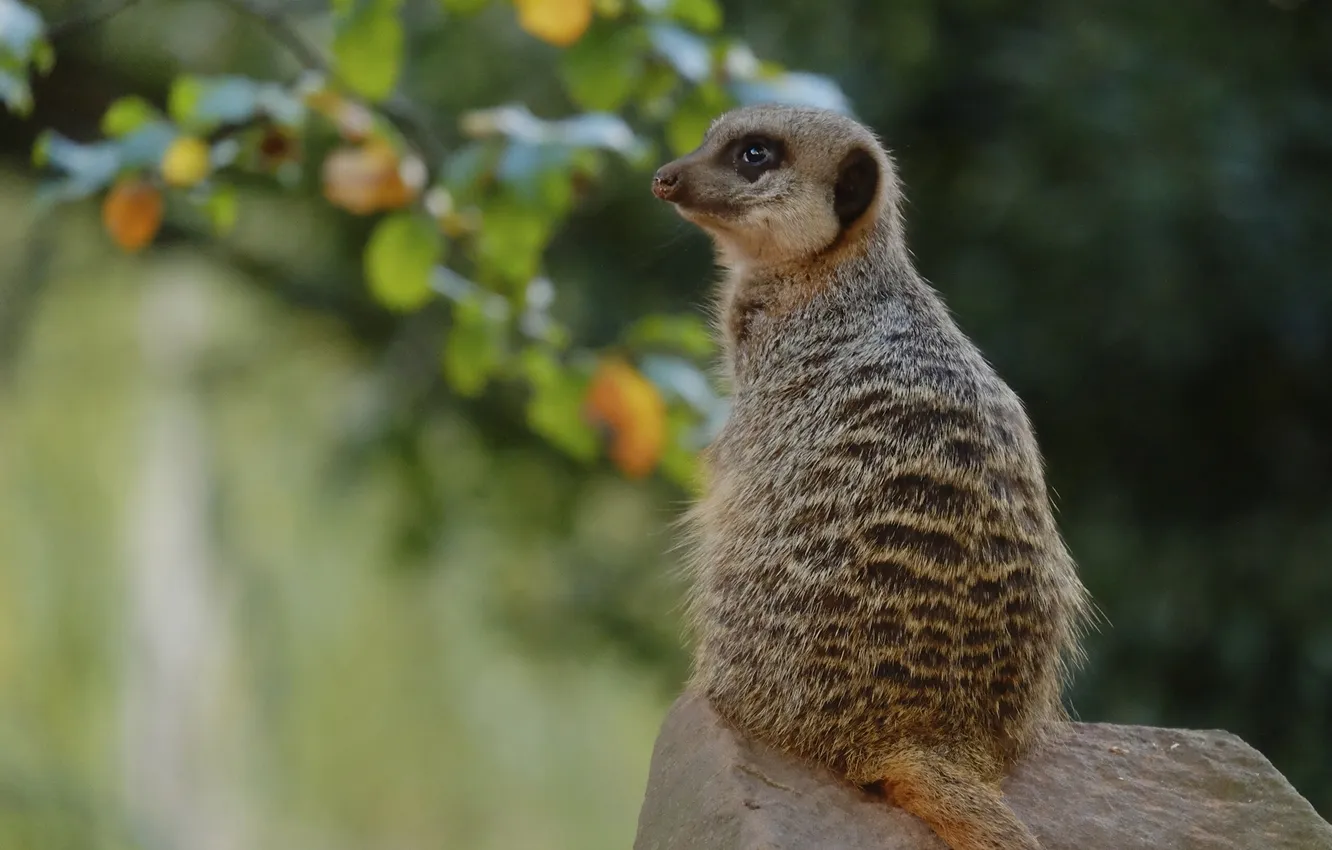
[741,144,770,166]
[733,137,782,182]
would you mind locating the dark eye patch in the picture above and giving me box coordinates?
[728,135,784,182]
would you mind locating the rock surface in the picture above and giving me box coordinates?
[634,691,1332,850]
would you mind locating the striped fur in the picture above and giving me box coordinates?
[660,106,1094,850]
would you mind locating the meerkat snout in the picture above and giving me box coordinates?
[653,104,898,269]
[651,164,681,200]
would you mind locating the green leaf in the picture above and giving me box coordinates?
[496,141,563,186]
[32,130,120,191]
[557,113,641,154]
[167,76,203,127]
[333,0,404,102]
[0,0,50,115]
[202,184,239,235]
[0,0,45,59]
[635,63,681,119]
[116,121,178,169]
[560,22,646,112]
[443,296,507,397]
[625,314,715,359]
[658,405,703,490]
[169,75,265,132]
[253,84,306,127]
[639,354,719,415]
[30,33,52,72]
[533,164,575,216]
[731,71,852,114]
[666,82,728,156]
[495,143,576,215]
[102,96,161,137]
[648,23,711,82]
[666,0,721,32]
[476,194,552,289]
[193,76,261,124]
[463,104,643,155]
[30,128,49,166]
[519,348,598,461]
[443,142,499,205]
[0,68,31,115]
[364,212,442,312]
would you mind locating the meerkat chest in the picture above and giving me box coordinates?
[697,357,872,560]
[698,334,1039,570]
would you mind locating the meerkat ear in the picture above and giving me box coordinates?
[833,148,880,229]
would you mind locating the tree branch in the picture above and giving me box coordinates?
[217,0,448,176]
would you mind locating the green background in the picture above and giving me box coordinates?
[0,0,1329,847]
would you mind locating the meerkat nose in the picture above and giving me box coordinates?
[652,165,681,200]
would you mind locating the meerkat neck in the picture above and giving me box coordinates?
[715,213,918,369]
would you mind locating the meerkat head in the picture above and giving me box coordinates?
[651,105,899,270]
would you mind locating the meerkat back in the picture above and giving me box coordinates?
[652,105,1093,850]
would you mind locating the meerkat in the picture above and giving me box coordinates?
[651,105,1094,850]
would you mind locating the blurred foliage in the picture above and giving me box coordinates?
[7,0,854,493]
[0,0,54,113]
[0,0,1330,846]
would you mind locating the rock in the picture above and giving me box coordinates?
[634,690,1332,850]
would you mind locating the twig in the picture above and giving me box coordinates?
[217,0,448,175]
[47,0,144,38]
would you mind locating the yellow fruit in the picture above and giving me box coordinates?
[585,358,666,479]
[102,178,164,252]
[321,140,414,215]
[514,0,593,46]
[161,136,211,187]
